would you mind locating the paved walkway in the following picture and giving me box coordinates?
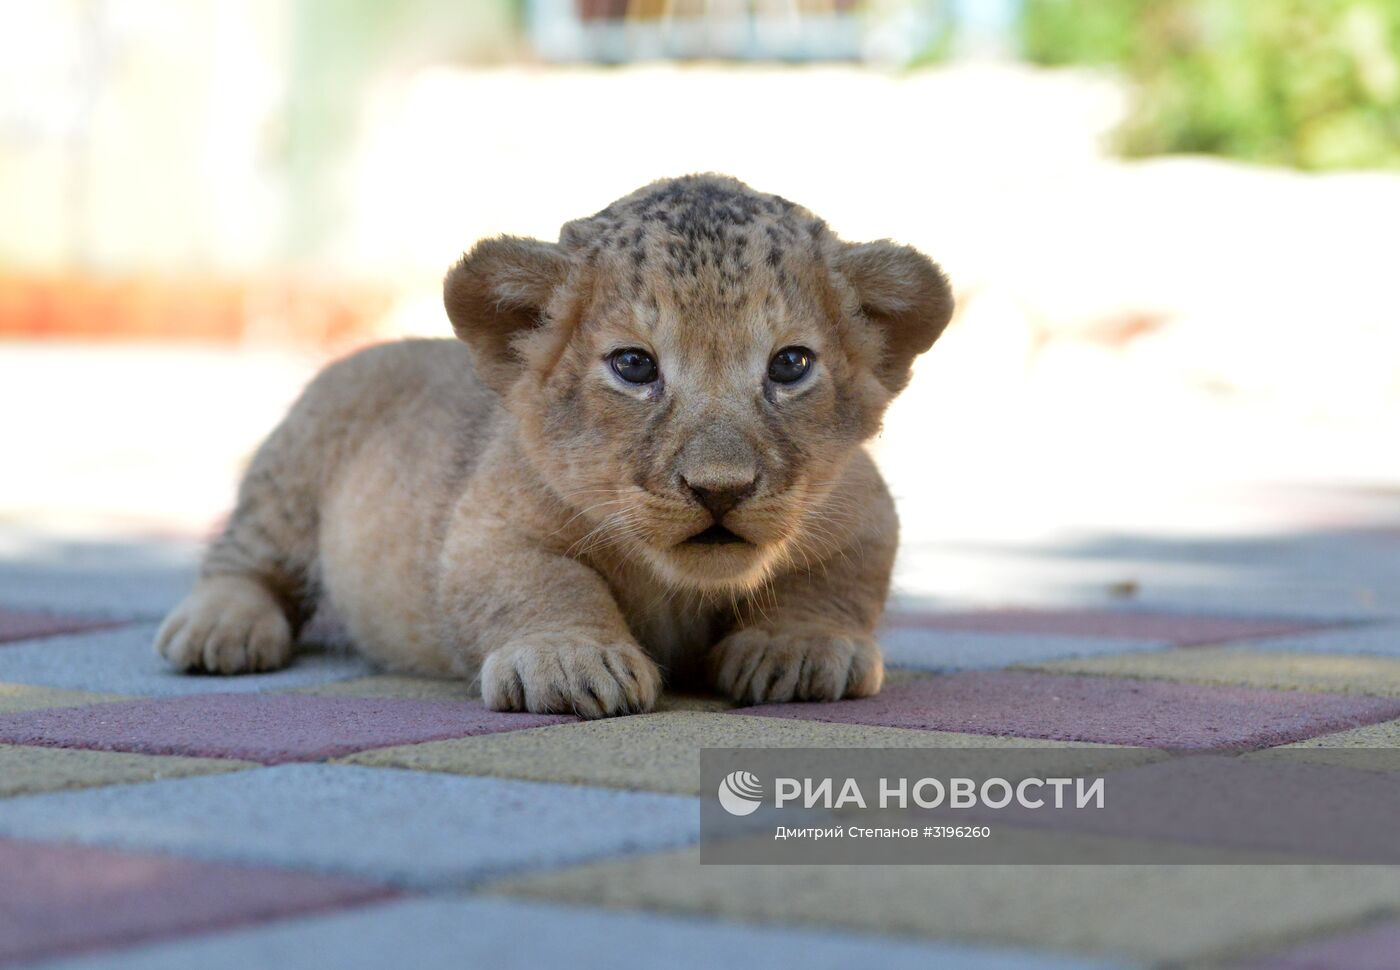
[2,507,1399,969]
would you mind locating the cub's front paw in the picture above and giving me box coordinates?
[155,576,293,675]
[708,625,883,705]
[481,635,660,718]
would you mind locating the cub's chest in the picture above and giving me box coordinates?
[610,580,732,678]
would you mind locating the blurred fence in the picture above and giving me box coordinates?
[525,0,955,65]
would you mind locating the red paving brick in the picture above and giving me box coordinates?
[0,608,124,645]
[0,693,573,764]
[883,608,1340,646]
[1242,919,1400,970]
[737,671,1400,750]
[0,837,395,966]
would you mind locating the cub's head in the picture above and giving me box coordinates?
[445,175,952,592]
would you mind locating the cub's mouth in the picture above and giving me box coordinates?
[682,524,751,547]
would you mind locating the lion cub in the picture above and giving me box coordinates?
[156,175,953,717]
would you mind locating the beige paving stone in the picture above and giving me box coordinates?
[489,845,1400,964]
[1020,648,1400,696]
[655,693,738,713]
[296,670,931,710]
[293,674,481,701]
[341,710,1142,794]
[0,744,253,797]
[883,668,938,688]
[0,683,128,714]
[294,675,738,711]
[1246,717,1400,773]
[1279,718,1400,747]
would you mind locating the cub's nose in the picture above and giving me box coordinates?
[683,475,757,520]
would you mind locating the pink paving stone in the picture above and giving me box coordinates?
[883,608,1341,646]
[0,608,125,645]
[1242,920,1400,970]
[984,756,1400,863]
[0,837,395,966]
[736,671,1400,749]
[0,694,573,764]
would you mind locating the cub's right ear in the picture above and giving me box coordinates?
[443,236,574,393]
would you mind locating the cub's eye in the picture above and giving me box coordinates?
[767,346,813,385]
[609,347,659,385]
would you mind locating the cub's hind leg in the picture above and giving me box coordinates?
[157,431,319,675]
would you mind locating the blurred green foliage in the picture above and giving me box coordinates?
[1021,0,1400,170]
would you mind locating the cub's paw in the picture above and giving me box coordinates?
[481,635,660,718]
[708,625,884,705]
[155,577,293,675]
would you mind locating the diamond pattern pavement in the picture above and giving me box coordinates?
[3,548,1399,967]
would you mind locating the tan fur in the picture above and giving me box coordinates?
[156,175,953,716]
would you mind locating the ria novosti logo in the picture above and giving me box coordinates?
[717,770,764,816]
[714,770,1106,814]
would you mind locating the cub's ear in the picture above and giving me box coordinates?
[835,241,954,394]
[444,236,574,392]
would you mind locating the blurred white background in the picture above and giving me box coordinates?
[3,0,1398,611]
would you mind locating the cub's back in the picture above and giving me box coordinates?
[301,338,494,441]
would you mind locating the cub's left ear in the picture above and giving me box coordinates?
[835,241,954,394]
[444,236,575,393]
